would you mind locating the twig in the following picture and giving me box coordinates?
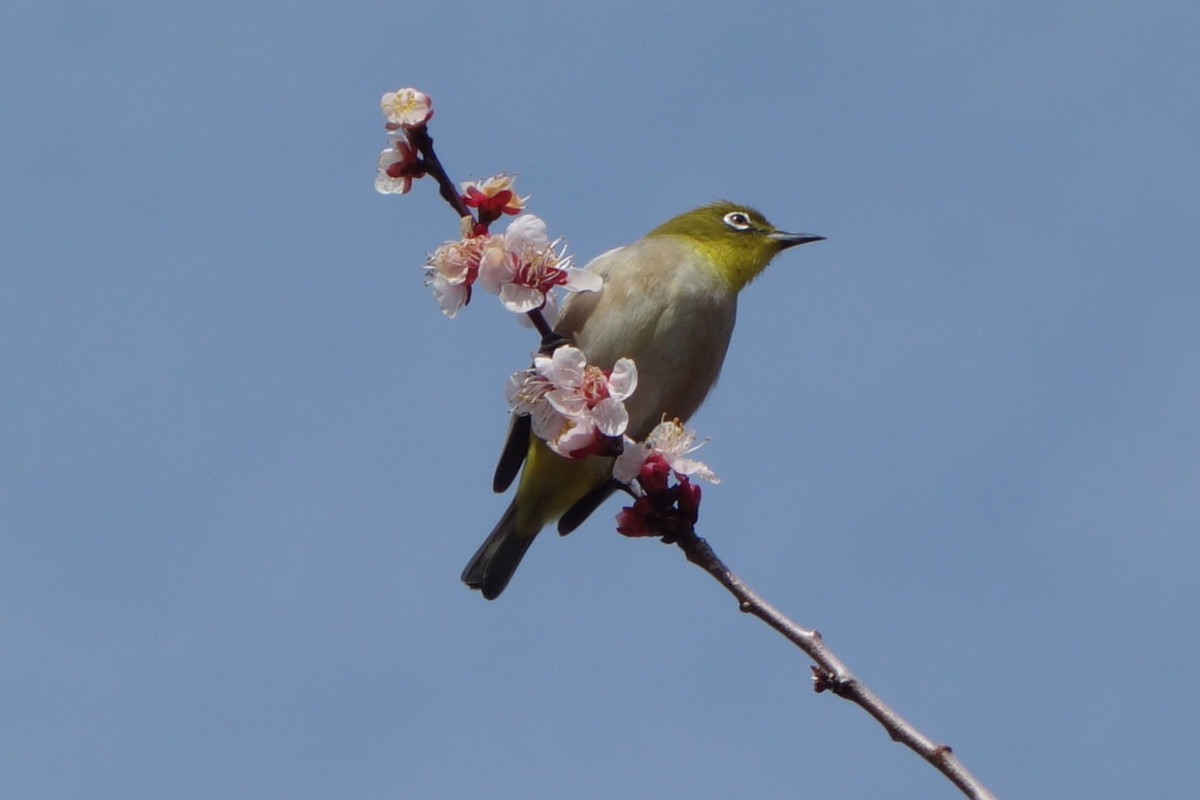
[675,530,998,800]
[404,126,474,220]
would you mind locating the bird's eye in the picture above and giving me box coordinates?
[723,211,753,231]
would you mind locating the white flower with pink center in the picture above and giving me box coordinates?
[380,88,433,129]
[461,174,527,218]
[374,133,420,195]
[479,215,602,314]
[506,346,637,459]
[614,418,719,485]
[424,235,487,317]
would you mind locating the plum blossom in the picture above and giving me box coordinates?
[506,346,637,459]
[424,234,488,317]
[479,215,602,314]
[613,418,718,540]
[613,418,719,485]
[375,133,420,194]
[461,174,527,222]
[380,88,433,129]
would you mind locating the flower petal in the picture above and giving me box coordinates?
[549,418,597,459]
[606,358,638,402]
[544,387,589,419]
[430,275,468,317]
[613,438,650,484]
[668,456,719,484]
[591,396,629,437]
[374,171,411,195]
[564,267,603,293]
[498,282,545,314]
[505,214,549,249]
[539,346,587,387]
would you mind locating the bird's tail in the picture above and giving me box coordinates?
[461,500,536,600]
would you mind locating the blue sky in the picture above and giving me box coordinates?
[4,2,1199,798]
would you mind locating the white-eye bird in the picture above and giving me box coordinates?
[462,201,823,598]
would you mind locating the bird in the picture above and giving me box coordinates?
[462,201,823,599]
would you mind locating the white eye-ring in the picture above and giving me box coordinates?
[723,211,753,231]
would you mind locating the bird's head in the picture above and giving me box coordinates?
[647,201,823,291]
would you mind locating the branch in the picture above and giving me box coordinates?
[404,125,474,220]
[674,530,998,800]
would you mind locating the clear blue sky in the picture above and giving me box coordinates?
[4,2,1199,798]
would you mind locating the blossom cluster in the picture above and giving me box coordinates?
[373,88,594,320]
[374,88,433,195]
[506,346,636,459]
[613,418,719,540]
[504,343,720,539]
[425,213,600,319]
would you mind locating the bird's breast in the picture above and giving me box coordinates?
[571,245,738,439]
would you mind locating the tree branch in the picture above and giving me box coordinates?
[404,125,474,220]
[674,530,998,800]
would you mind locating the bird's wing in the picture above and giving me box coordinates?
[492,413,531,493]
[553,246,625,341]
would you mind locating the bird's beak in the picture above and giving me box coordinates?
[770,231,825,249]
